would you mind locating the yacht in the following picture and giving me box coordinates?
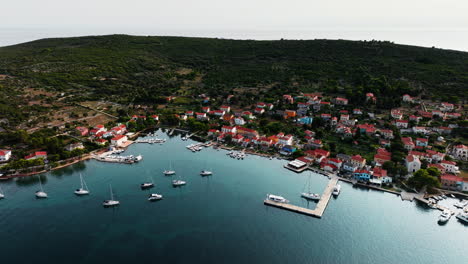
[148,193,163,201]
[140,182,154,189]
[35,176,48,199]
[301,174,321,201]
[164,162,176,175]
[172,180,186,187]
[438,210,452,223]
[456,212,468,224]
[266,194,289,203]
[427,201,438,209]
[103,184,120,207]
[454,200,468,209]
[74,173,90,195]
[134,155,143,162]
[200,170,213,176]
[332,184,341,196]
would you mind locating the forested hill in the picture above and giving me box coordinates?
[0,34,467,104]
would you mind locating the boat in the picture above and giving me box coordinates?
[427,201,438,209]
[450,194,455,198]
[438,209,452,223]
[441,195,447,199]
[332,184,341,196]
[140,182,154,189]
[103,184,120,207]
[454,200,468,209]
[456,212,468,224]
[172,180,186,187]
[301,174,321,201]
[200,170,213,176]
[35,176,48,198]
[164,161,176,175]
[0,185,4,199]
[134,155,143,162]
[148,193,163,201]
[266,194,289,203]
[74,173,90,195]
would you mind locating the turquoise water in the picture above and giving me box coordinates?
[0,130,466,264]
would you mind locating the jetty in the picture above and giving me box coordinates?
[414,197,455,214]
[264,178,339,218]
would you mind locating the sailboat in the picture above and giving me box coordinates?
[200,162,213,176]
[0,185,5,199]
[172,173,186,187]
[74,173,90,195]
[141,175,155,189]
[301,173,321,201]
[164,161,176,175]
[103,184,120,207]
[35,175,48,198]
[148,193,163,201]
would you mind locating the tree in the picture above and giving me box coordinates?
[426,167,441,178]
[407,169,441,191]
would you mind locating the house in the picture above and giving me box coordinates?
[284,110,296,118]
[185,111,194,116]
[426,150,445,163]
[409,115,422,123]
[395,119,409,129]
[202,106,210,113]
[412,126,429,135]
[391,109,403,119]
[432,110,444,118]
[304,149,330,163]
[280,145,297,155]
[441,174,463,191]
[402,137,415,151]
[446,112,461,119]
[111,124,127,135]
[95,138,107,145]
[64,143,84,152]
[150,115,159,121]
[242,111,253,119]
[283,95,294,104]
[419,111,433,119]
[25,151,47,160]
[356,123,376,135]
[236,127,259,138]
[256,102,266,108]
[370,167,392,185]
[380,129,394,139]
[221,126,236,134]
[402,94,413,103]
[451,144,467,161]
[342,162,359,172]
[380,139,391,147]
[440,160,460,174]
[0,150,12,162]
[308,139,323,149]
[75,126,89,136]
[350,155,366,168]
[220,106,231,112]
[234,117,246,125]
[415,138,428,147]
[298,116,313,125]
[94,124,106,134]
[353,109,363,115]
[232,134,244,144]
[405,155,421,173]
[366,93,376,103]
[374,148,392,166]
[278,134,294,146]
[266,103,274,110]
[440,102,454,111]
[353,169,372,181]
[254,108,265,114]
[434,126,452,135]
[297,102,309,109]
[428,163,446,174]
[213,110,225,116]
[320,158,342,171]
[334,97,348,105]
[340,114,349,121]
[111,135,128,147]
[321,113,331,120]
[208,129,219,136]
[463,179,468,192]
[196,112,207,120]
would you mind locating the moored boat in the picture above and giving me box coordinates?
[200,170,213,176]
[148,193,163,201]
[35,176,48,199]
[438,209,452,223]
[267,194,289,203]
[103,184,119,207]
[456,212,468,224]
[332,184,341,196]
[74,173,90,195]
[172,180,186,187]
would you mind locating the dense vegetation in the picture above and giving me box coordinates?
[0,34,467,106]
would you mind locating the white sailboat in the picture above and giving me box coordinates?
[35,176,48,198]
[200,170,212,176]
[141,175,155,189]
[164,161,176,175]
[148,193,163,201]
[0,185,5,199]
[74,173,90,195]
[103,184,120,207]
[172,173,186,187]
[301,174,321,201]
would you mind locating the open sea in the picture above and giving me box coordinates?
[0,130,467,264]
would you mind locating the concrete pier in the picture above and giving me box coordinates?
[264,178,339,218]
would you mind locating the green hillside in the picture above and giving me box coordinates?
[0,34,467,105]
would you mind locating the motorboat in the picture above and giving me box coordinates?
[200,170,213,176]
[74,173,90,195]
[140,182,154,189]
[172,180,186,187]
[266,194,289,203]
[456,212,468,224]
[438,209,452,223]
[148,193,163,201]
[103,184,120,207]
[427,201,438,209]
[454,200,468,208]
[134,155,143,162]
[301,192,321,201]
[332,184,341,196]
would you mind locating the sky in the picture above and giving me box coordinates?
[1,0,467,50]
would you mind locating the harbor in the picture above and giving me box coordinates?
[264,178,339,218]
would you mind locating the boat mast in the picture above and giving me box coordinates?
[38,176,44,192]
[110,184,114,200]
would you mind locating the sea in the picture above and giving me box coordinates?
[0,129,466,264]
[1,27,467,52]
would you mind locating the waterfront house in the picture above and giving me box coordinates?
[342,162,359,172]
[75,126,89,136]
[441,174,463,191]
[220,106,231,112]
[280,145,296,155]
[278,134,294,146]
[305,149,330,163]
[0,150,12,162]
[64,143,84,152]
[353,169,371,181]
[25,151,47,160]
[208,129,219,136]
[236,127,259,138]
[371,167,391,184]
[415,138,428,147]
[440,160,460,174]
[350,155,366,168]
[451,144,467,161]
[405,155,421,173]
[111,135,128,147]
[232,134,244,144]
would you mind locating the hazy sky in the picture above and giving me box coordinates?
[1,0,467,50]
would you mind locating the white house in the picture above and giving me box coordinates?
[221,126,236,134]
[234,117,246,125]
[111,135,128,147]
[64,143,85,152]
[441,160,460,174]
[278,135,293,146]
[0,150,12,162]
[406,155,421,174]
[452,144,467,161]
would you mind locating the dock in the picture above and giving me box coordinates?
[414,197,454,214]
[264,178,339,218]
